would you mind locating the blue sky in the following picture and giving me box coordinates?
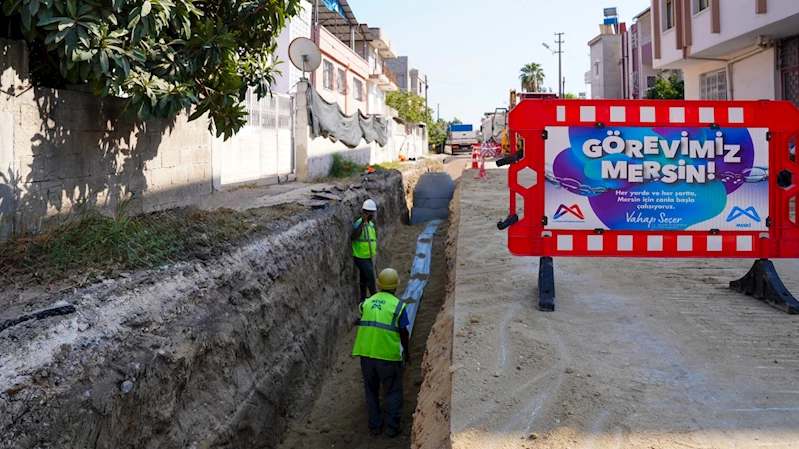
[347,0,651,126]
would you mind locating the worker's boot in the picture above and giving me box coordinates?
[385,424,403,438]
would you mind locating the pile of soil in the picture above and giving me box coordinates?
[278,219,449,449]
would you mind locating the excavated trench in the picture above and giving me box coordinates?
[0,164,458,449]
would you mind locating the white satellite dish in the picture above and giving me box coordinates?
[289,37,322,79]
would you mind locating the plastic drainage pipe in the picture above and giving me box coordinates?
[402,219,442,336]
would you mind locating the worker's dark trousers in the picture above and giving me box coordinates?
[354,257,377,296]
[360,356,403,431]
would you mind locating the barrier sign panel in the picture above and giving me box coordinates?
[505,99,799,259]
[545,126,769,231]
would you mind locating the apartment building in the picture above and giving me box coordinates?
[650,0,799,103]
[271,1,313,95]
[621,8,662,98]
[305,0,398,115]
[386,57,427,98]
[410,68,427,97]
[588,32,624,99]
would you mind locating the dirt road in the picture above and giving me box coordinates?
[451,167,799,449]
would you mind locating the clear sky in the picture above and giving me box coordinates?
[347,0,651,126]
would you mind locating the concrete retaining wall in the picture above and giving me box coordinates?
[0,39,213,235]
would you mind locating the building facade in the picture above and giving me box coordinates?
[271,0,313,95]
[386,56,410,92]
[650,0,799,102]
[410,68,426,97]
[588,33,623,99]
[303,0,398,115]
[621,8,661,98]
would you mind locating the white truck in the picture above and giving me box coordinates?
[481,109,508,143]
[446,124,479,154]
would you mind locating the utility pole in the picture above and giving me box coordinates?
[437,103,440,121]
[555,32,565,99]
[562,77,566,97]
[425,77,429,125]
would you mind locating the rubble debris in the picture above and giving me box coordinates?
[297,200,330,209]
[312,193,343,201]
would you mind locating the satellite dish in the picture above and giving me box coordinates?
[289,37,322,79]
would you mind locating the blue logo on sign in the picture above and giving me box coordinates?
[726,206,761,223]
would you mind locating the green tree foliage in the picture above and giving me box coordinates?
[428,118,450,147]
[386,89,426,122]
[564,93,577,99]
[449,117,462,125]
[519,62,545,92]
[386,90,448,147]
[2,0,302,139]
[646,72,685,100]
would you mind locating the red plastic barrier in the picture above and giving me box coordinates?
[506,99,799,258]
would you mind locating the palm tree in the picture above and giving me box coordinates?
[519,63,545,92]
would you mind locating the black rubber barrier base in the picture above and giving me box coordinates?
[538,256,555,312]
[730,259,799,314]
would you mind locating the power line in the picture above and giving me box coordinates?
[429,81,513,87]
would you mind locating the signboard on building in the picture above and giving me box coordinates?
[544,126,769,231]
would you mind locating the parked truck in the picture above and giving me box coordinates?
[446,124,479,154]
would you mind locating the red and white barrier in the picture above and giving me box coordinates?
[506,99,799,259]
[474,142,501,180]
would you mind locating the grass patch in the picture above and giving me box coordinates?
[0,198,306,286]
[327,154,405,181]
[372,161,403,171]
[227,182,260,192]
[329,153,366,178]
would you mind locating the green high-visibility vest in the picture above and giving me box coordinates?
[352,292,405,361]
[352,218,377,259]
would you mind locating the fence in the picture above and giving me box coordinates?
[217,89,296,186]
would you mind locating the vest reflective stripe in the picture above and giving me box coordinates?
[352,292,405,361]
[358,320,399,332]
[352,218,377,258]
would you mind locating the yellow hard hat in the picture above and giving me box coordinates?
[377,268,400,291]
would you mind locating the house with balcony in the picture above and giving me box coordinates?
[621,7,663,98]
[358,27,399,116]
[650,0,799,103]
[305,0,399,116]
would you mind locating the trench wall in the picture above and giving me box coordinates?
[0,168,429,448]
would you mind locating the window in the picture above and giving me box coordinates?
[647,75,658,89]
[697,0,709,12]
[353,78,364,101]
[323,60,334,90]
[665,0,675,30]
[700,69,728,100]
[337,68,346,94]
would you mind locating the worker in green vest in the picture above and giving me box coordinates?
[352,268,410,438]
[352,199,378,302]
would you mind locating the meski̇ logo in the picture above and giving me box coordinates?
[726,206,761,228]
[554,204,585,220]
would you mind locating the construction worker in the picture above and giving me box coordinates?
[352,199,378,301]
[352,268,410,438]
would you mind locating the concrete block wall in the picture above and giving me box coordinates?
[0,38,213,234]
